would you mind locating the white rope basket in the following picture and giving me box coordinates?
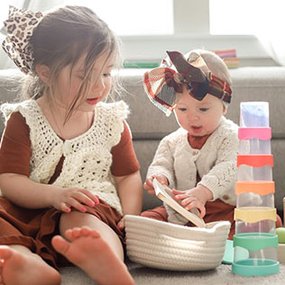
[125,215,230,271]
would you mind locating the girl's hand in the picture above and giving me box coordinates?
[117,217,125,230]
[172,186,213,218]
[51,187,99,213]
[143,175,169,195]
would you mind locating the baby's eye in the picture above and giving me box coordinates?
[199,107,209,112]
[178,108,187,112]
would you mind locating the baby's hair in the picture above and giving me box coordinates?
[186,49,232,87]
[22,5,121,118]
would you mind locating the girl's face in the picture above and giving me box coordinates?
[174,86,226,137]
[54,51,115,112]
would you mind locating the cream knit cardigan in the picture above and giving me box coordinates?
[147,116,239,224]
[1,99,129,214]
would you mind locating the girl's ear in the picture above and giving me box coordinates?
[35,64,51,84]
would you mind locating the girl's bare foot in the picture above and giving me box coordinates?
[0,245,60,285]
[52,227,134,285]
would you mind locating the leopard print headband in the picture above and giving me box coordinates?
[2,6,44,74]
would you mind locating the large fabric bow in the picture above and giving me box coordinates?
[143,51,232,116]
[2,6,44,74]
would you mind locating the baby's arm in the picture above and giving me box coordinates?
[144,136,175,195]
[198,129,238,203]
[114,170,143,216]
[0,173,98,212]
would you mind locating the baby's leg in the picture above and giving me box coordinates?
[52,227,134,285]
[0,245,60,285]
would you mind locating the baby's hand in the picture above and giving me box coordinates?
[172,185,212,218]
[143,175,168,195]
[52,187,99,213]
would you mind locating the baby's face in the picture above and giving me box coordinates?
[174,86,226,137]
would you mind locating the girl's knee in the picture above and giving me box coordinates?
[59,211,98,232]
[62,210,94,220]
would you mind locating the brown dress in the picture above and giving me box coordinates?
[0,112,140,268]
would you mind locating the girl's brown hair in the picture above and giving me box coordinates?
[23,5,121,118]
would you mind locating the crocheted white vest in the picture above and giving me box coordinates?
[1,99,129,214]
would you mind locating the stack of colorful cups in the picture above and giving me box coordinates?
[232,101,280,276]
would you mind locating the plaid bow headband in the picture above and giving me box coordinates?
[2,6,44,74]
[143,51,232,116]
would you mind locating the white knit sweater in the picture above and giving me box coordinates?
[147,116,239,224]
[1,99,129,214]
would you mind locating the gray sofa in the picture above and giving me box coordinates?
[122,67,285,215]
[1,67,285,284]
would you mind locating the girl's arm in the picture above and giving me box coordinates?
[0,173,56,208]
[113,170,143,216]
[0,173,98,212]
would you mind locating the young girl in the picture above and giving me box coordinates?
[142,49,239,238]
[0,5,142,285]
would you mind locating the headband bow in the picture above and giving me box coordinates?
[143,51,232,116]
[2,6,44,74]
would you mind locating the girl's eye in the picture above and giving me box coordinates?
[103,72,111,77]
[178,108,187,112]
[199,108,209,112]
